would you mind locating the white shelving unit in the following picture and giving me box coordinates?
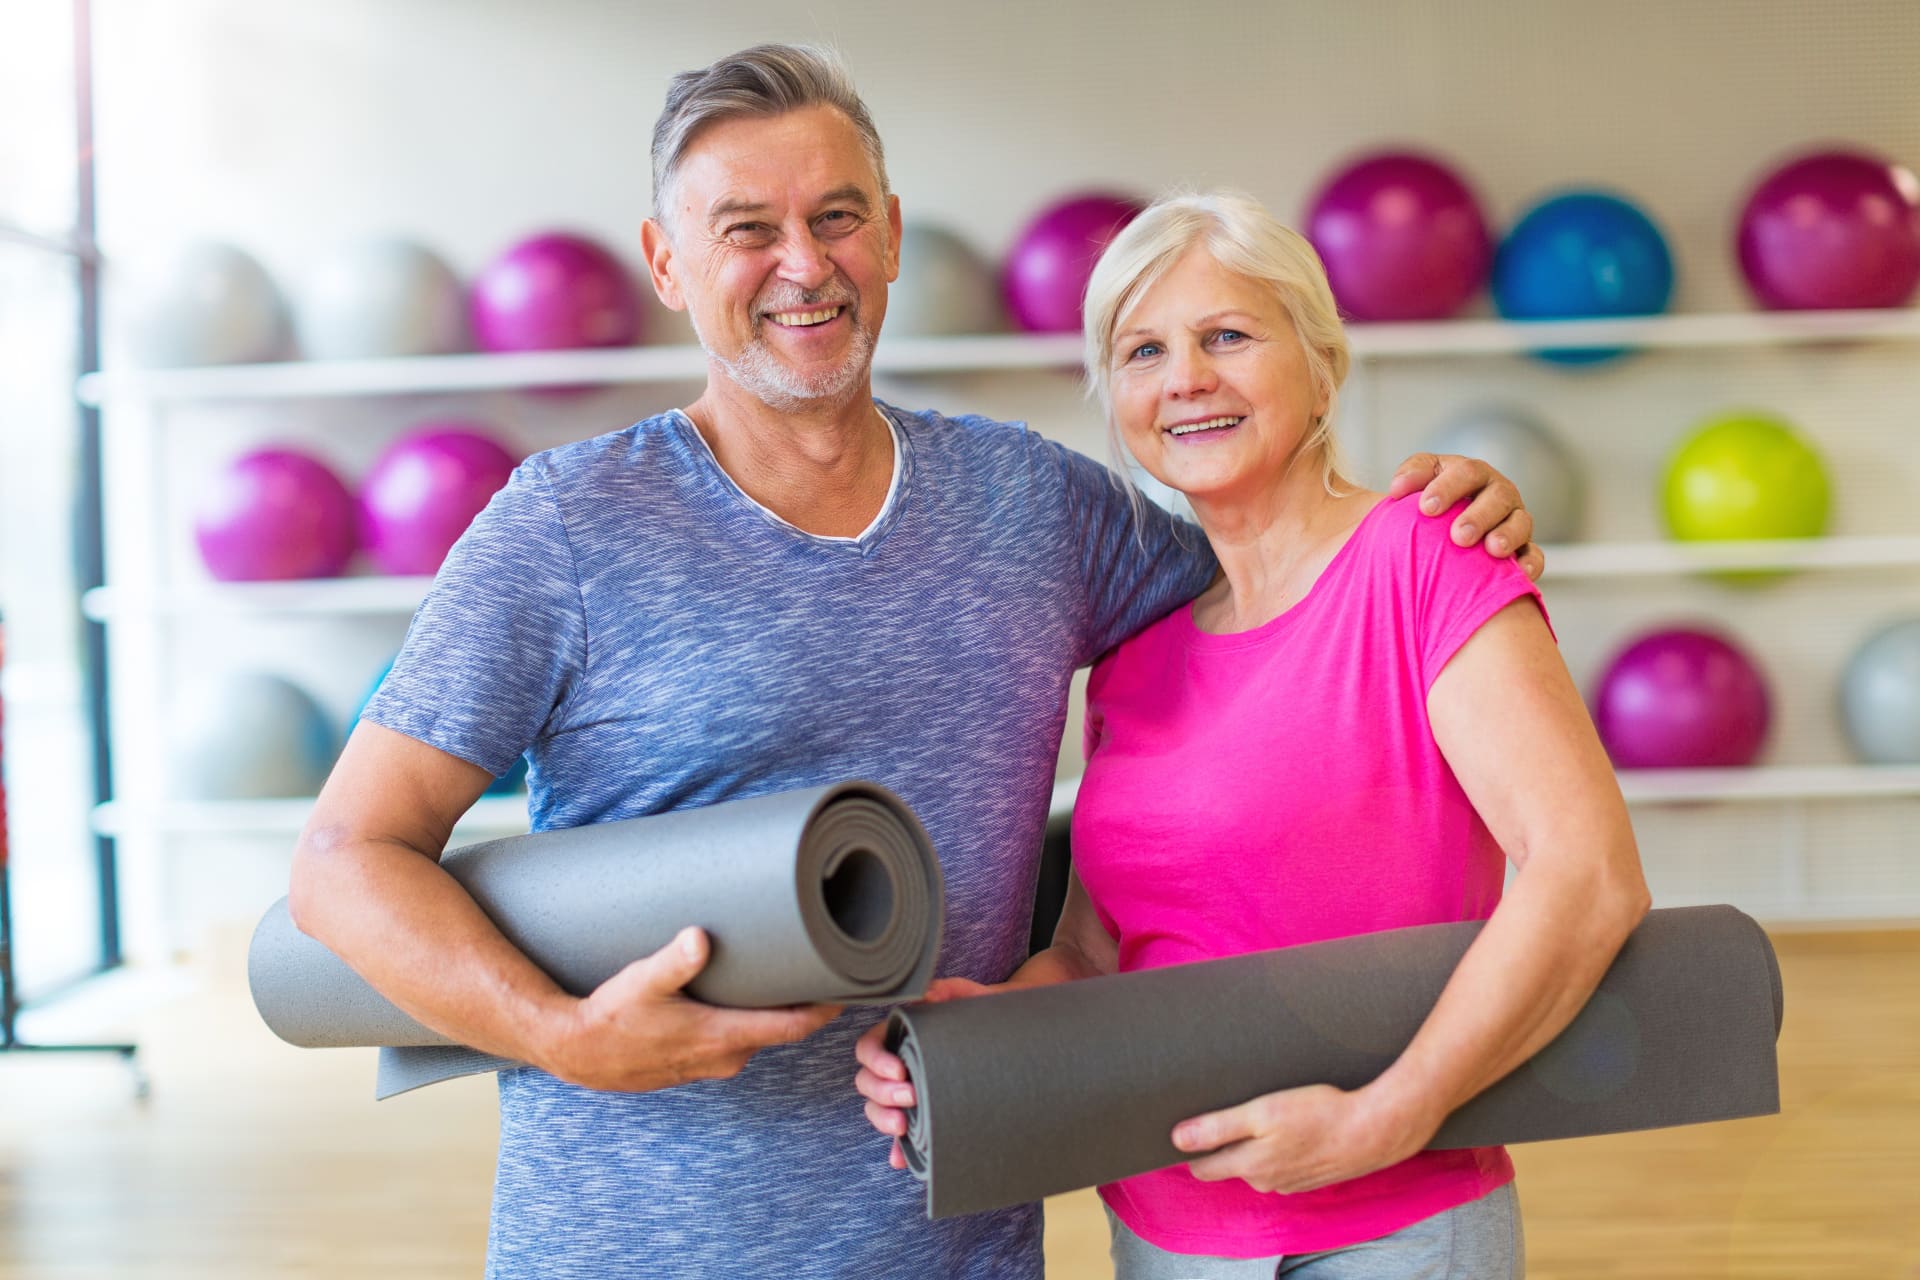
[83,308,1920,956]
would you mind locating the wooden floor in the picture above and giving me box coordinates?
[1,928,1916,1279]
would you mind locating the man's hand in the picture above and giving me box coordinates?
[1173,1081,1441,1195]
[1387,453,1546,581]
[854,976,996,1169]
[542,926,841,1092]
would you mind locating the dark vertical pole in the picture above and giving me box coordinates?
[71,0,119,969]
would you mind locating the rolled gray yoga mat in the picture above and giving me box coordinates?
[887,904,1782,1219]
[248,781,943,1099]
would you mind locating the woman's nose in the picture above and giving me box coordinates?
[1164,343,1217,397]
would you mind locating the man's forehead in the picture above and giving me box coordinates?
[674,107,882,210]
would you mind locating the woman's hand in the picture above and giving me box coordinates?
[854,976,998,1169]
[1172,1081,1442,1195]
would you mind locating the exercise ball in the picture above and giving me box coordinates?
[1491,191,1674,364]
[1661,410,1830,542]
[350,659,528,793]
[125,241,290,367]
[1736,148,1920,311]
[194,448,358,582]
[1305,150,1492,321]
[1839,617,1920,764]
[171,670,334,800]
[298,237,469,360]
[359,424,518,576]
[1002,193,1144,333]
[1593,627,1771,768]
[1420,408,1584,543]
[469,231,644,353]
[889,223,1004,336]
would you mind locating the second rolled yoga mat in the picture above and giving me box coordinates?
[888,904,1782,1219]
[249,780,942,1098]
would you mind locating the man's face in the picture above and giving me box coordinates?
[646,105,901,412]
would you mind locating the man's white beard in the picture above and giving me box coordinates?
[694,311,877,414]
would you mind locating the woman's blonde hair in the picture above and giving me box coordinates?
[1082,189,1353,492]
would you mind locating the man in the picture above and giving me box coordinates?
[288,43,1540,1279]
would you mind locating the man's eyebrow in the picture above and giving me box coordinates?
[706,186,874,225]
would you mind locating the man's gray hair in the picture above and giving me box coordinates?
[651,44,891,231]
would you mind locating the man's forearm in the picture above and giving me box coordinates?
[288,831,575,1071]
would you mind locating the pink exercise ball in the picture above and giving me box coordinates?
[194,448,357,582]
[1305,150,1493,321]
[1736,148,1920,311]
[1592,627,1772,769]
[469,231,644,352]
[359,424,519,576]
[1002,193,1144,333]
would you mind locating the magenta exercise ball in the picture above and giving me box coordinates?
[359,424,519,576]
[194,448,357,582]
[469,231,644,353]
[1305,150,1493,321]
[1593,627,1772,769]
[1002,193,1144,333]
[1736,148,1920,310]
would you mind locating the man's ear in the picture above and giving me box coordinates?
[884,194,903,283]
[640,218,685,311]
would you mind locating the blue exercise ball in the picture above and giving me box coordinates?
[1839,618,1920,764]
[350,659,528,794]
[1492,191,1675,365]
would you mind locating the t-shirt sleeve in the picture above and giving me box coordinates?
[361,459,587,777]
[1048,440,1217,668]
[1403,496,1551,693]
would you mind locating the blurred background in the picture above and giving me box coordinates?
[1,1,1916,1276]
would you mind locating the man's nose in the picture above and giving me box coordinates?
[775,228,835,292]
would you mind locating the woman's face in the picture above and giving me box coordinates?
[1110,246,1329,507]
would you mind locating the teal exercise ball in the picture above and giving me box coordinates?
[1420,408,1585,544]
[1840,618,1920,764]
[171,670,334,800]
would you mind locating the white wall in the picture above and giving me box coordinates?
[86,0,1920,955]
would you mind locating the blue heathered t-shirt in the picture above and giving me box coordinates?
[364,401,1216,1279]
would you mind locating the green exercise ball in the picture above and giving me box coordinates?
[1661,410,1831,542]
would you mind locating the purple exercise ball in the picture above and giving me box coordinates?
[1736,148,1920,311]
[1593,627,1772,769]
[1305,150,1493,322]
[359,424,519,576]
[194,448,358,582]
[1002,193,1145,333]
[469,231,645,353]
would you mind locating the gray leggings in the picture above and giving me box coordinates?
[1105,1182,1524,1280]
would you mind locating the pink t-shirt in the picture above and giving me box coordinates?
[1073,495,1547,1258]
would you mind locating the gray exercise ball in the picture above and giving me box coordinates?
[1839,617,1920,764]
[888,223,1004,336]
[171,670,336,800]
[297,237,470,360]
[1419,408,1585,544]
[125,241,292,367]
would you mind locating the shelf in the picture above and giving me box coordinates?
[82,576,436,620]
[90,794,531,838]
[73,308,1920,405]
[80,534,1920,621]
[1540,534,1920,578]
[74,334,1086,405]
[1047,765,1920,817]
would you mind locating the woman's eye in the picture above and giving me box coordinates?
[1127,343,1163,362]
[1214,329,1247,345]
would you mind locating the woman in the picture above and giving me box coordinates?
[858,191,1649,1278]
